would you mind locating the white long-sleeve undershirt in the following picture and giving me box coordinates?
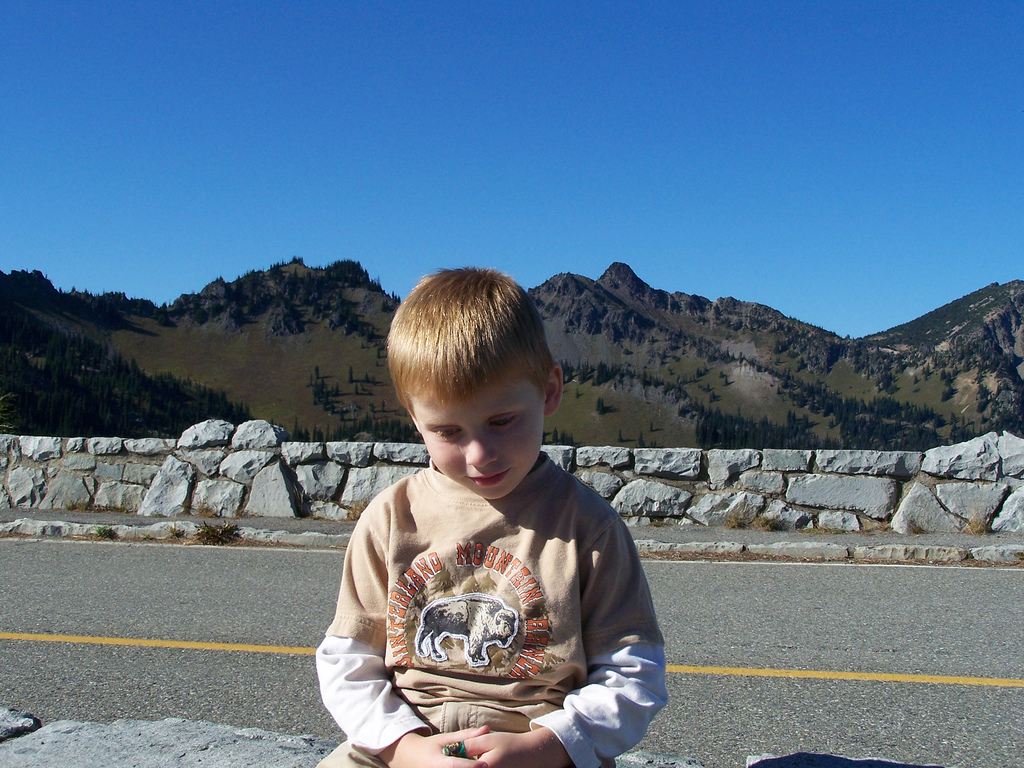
[316,635,667,768]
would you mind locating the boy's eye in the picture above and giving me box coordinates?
[434,427,460,439]
[490,415,515,427]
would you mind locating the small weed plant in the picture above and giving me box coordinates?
[963,512,990,536]
[724,511,749,529]
[92,525,119,541]
[344,499,370,520]
[194,522,241,545]
[751,515,787,532]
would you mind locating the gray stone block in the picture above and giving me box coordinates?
[634,448,701,479]
[138,455,196,517]
[219,450,275,484]
[707,448,760,489]
[86,437,123,455]
[576,445,632,468]
[0,708,41,742]
[374,442,430,465]
[94,481,145,513]
[578,470,624,500]
[39,472,93,510]
[815,450,921,477]
[64,437,86,452]
[244,460,299,517]
[688,491,765,526]
[997,431,1024,478]
[294,461,346,501]
[891,483,962,534]
[176,449,226,477]
[192,479,245,517]
[739,470,785,495]
[934,481,1010,525]
[61,453,97,472]
[817,510,861,532]
[122,463,160,486]
[0,717,337,768]
[0,434,22,460]
[991,486,1024,532]
[19,435,62,461]
[612,479,692,518]
[0,434,14,448]
[94,462,124,481]
[341,465,420,507]
[542,445,574,470]
[922,433,1000,480]
[786,474,898,519]
[761,449,812,472]
[282,441,326,465]
[177,419,235,449]
[7,467,46,507]
[326,441,374,467]
[231,419,289,449]
[124,437,174,455]
[760,499,812,530]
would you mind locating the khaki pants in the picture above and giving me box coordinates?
[317,702,531,768]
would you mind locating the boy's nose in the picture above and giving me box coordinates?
[465,436,497,467]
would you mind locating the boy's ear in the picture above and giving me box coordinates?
[543,365,563,417]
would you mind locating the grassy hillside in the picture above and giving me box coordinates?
[0,293,251,438]
[110,314,408,440]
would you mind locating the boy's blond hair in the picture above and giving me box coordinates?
[387,268,556,409]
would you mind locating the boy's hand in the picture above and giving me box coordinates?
[464,726,571,768]
[379,726,490,768]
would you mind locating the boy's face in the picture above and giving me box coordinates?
[408,367,562,500]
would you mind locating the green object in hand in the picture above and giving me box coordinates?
[442,740,468,758]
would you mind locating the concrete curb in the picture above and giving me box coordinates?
[3,516,1024,564]
[0,517,351,549]
[632,537,1024,564]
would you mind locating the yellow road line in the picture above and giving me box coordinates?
[0,632,314,655]
[667,663,1024,688]
[3,633,1021,687]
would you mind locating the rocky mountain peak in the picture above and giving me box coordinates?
[596,262,650,294]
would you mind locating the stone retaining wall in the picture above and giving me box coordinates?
[2,419,1023,535]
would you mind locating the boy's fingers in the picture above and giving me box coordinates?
[444,725,490,740]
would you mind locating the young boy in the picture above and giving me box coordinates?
[316,268,666,768]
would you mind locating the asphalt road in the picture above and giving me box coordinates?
[2,538,1022,768]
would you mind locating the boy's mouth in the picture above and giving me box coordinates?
[470,469,509,487]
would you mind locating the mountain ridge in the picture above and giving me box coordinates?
[2,259,1021,448]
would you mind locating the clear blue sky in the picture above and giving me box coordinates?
[2,1,1021,338]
